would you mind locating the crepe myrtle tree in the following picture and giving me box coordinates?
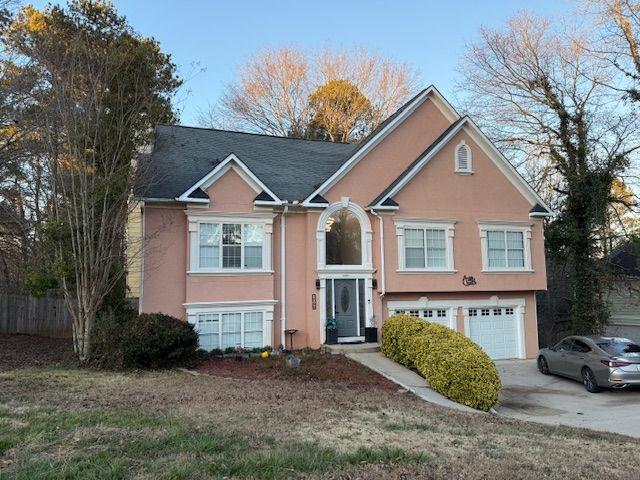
[2,1,181,360]
[458,13,640,335]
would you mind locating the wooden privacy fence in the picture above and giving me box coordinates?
[0,293,72,338]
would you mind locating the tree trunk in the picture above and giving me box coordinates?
[70,299,96,362]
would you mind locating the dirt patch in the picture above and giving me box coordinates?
[0,334,77,372]
[196,349,399,391]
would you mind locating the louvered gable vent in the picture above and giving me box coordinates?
[455,142,472,173]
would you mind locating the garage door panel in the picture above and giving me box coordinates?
[468,308,519,360]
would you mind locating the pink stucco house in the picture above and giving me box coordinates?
[130,86,552,360]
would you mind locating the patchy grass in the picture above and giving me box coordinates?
[1,404,424,479]
[1,336,640,479]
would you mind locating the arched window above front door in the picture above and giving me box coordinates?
[325,208,362,265]
[316,199,373,271]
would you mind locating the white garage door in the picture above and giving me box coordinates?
[392,308,452,328]
[468,307,519,360]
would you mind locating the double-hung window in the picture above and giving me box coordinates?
[396,221,455,272]
[479,223,531,272]
[197,221,266,271]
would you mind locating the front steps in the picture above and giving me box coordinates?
[322,342,380,355]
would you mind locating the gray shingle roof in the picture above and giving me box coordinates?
[606,241,640,278]
[136,124,357,202]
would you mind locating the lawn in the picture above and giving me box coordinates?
[1,335,639,479]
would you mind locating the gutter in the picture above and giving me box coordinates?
[369,209,386,298]
[280,203,288,349]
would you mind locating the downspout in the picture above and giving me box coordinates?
[280,204,288,349]
[139,200,145,314]
[370,209,386,298]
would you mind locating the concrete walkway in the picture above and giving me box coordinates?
[347,351,477,413]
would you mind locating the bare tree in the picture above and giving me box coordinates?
[314,47,419,133]
[3,1,180,360]
[458,13,639,334]
[202,46,420,140]
[210,47,311,137]
[586,0,640,100]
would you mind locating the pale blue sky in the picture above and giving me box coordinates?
[29,0,574,125]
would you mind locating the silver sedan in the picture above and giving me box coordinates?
[537,336,640,392]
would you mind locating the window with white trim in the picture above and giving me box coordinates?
[479,223,532,272]
[197,221,266,271]
[396,221,455,272]
[195,311,265,351]
[455,141,472,173]
[487,230,524,268]
[390,308,453,328]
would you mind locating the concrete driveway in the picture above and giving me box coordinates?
[495,359,640,438]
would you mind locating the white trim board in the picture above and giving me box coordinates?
[176,153,283,204]
[371,117,553,215]
[301,86,459,207]
[184,300,278,310]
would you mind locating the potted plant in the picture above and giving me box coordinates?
[325,317,338,345]
[365,317,378,343]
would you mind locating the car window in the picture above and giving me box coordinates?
[555,339,574,351]
[598,341,640,357]
[573,340,591,353]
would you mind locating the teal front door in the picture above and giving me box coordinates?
[334,279,358,338]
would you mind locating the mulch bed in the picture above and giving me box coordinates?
[0,334,77,372]
[0,334,398,392]
[195,349,399,391]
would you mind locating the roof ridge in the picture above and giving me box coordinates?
[155,123,354,145]
[156,88,431,148]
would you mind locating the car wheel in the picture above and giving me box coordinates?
[537,356,550,375]
[582,367,602,393]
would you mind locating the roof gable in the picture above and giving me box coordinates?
[301,86,460,206]
[177,153,282,204]
[369,117,553,216]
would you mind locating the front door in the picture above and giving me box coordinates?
[334,279,358,339]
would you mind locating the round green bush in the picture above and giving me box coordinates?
[381,314,501,411]
[93,311,199,369]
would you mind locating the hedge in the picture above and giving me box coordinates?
[92,311,199,369]
[381,313,501,411]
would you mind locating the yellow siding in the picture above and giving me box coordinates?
[126,201,143,298]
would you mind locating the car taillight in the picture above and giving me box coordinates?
[601,360,630,368]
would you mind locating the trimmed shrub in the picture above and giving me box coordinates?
[93,311,198,369]
[381,314,501,411]
[380,313,429,367]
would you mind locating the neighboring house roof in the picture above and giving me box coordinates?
[606,242,640,278]
[135,124,356,202]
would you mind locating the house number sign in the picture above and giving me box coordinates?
[462,275,476,286]
[311,294,317,310]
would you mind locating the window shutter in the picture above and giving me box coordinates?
[456,144,470,171]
